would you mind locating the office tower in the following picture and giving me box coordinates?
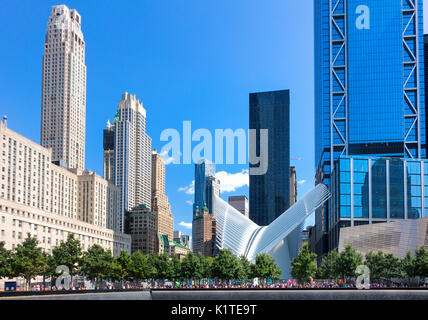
[290,166,297,206]
[103,121,115,183]
[193,159,218,213]
[314,1,425,256]
[111,92,152,232]
[151,150,174,245]
[249,90,290,226]
[192,159,220,256]
[0,120,131,255]
[192,205,215,256]
[205,176,221,215]
[228,195,249,218]
[125,204,157,255]
[425,34,428,156]
[40,5,87,170]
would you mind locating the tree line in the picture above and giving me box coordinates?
[291,243,428,284]
[0,233,282,290]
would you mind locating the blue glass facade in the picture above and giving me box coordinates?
[194,159,216,214]
[249,90,290,226]
[314,0,425,255]
[330,155,427,249]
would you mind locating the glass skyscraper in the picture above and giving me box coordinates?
[249,90,290,226]
[314,0,425,255]
[193,159,219,214]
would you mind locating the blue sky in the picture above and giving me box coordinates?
[1,1,426,235]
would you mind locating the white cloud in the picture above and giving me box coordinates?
[159,150,180,165]
[297,179,307,185]
[178,221,192,230]
[178,180,195,195]
[215,169,249,193]
[186,200,193,206]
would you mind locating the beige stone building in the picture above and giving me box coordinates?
[0,121,129,255]
[169,241,191,260]
[68,169,120,231]
[151,151,174,244]
[40,5,87,170]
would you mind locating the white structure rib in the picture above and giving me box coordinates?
[213,184,330,278]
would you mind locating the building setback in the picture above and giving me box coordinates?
[40,5,87,170]
[314,0,425,257]
[108,92,152,232]
[192,159,220,256]
[249,89,290,226]
[151,150,174,244]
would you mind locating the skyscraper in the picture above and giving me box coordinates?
[228,195,249,218]
[192,159,220,256]
[314,0,425,256]
[151,150,174,244]
[193,159,219,214]
[111,93,152,232]
[290,166,297,206]
[103,121,115,183]
[40,5,87,170]
[249,90,290,226]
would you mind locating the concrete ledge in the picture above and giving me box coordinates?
[150,289,428,300]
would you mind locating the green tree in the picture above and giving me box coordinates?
[198,254,213,280]
[128,251,151,282]
[290,243,317,283]
[146,253,160,280]
[316,250,339,279]
[414,246,428,279]
[252,253,282,282]
[40,251,56,290]
[10,234,47,290]
[154,253,173,280]
[364,251,385,280]
[51,233,82,285]
[80,244,114,289]
[236,255,253,281]
[212,249,240,281]
[382,253,403,280]
[181,252,201,281]
[0,241,12,279]
[402,251,417,278]
[113,250,132,287]
[170,256,183,281]
[337,244,363,280]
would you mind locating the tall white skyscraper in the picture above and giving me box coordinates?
[40,5,87,170]
[111,92,152,232]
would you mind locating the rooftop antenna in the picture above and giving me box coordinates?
[2,116,7,127]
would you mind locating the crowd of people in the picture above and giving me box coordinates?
[23,279,428,291]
